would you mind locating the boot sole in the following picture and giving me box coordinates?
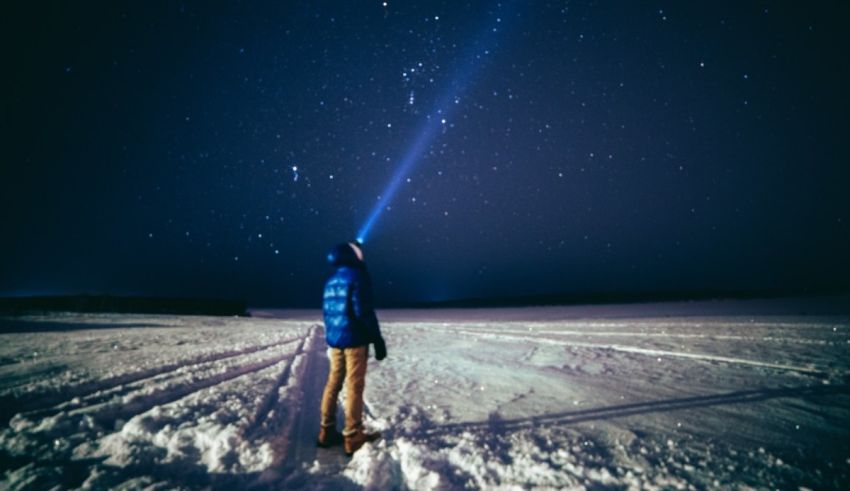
[344,436,381,456]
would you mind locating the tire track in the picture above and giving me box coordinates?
[245,329,313,439]
[1,333,308,422]
[6,334,310,456]
[86,342,312,475]
[11,335,307,426]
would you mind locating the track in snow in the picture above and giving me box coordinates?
[8,336,307,447]
[0,327,321,488]
[0,333,307,424]
[445,327,835,376]
[255,324,356,489]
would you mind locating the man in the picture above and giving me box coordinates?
[318,241,387,456]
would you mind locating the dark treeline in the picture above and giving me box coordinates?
[0,296,248,317]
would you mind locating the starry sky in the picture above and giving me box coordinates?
[2,1,849,307]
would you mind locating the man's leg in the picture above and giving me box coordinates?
[342,346,380,455]
[318,348,345,446]
[342,346,368,436]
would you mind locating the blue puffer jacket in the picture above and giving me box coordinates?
[323,243,382,348]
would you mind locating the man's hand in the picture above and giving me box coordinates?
[373,337,387,361]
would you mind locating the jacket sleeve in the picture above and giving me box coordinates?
[351,269,382,342]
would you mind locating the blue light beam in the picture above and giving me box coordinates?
[356,113,443,243]
[356,9,515,243]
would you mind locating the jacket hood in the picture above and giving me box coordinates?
[327,242,363,267]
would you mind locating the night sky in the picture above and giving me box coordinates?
[2,1,849,307]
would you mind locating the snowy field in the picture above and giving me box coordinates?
[1,302,849,489]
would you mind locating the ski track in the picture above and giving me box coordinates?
[413,319,846,337]
[4,340,309,464]
[16,337,305,423]
[90,354,301,477]
[415,320,843,340]
[14,336,306,424]
[475,328,838,346]
[444,328,831,375]
[419,322,836,374]
[0,333,307,421]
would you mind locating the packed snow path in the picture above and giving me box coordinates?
[1,309,849,489]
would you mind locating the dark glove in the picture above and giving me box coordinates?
[373,337,387,361]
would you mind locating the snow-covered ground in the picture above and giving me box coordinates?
[1,303,849,489]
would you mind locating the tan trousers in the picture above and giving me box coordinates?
[320,345,368,436]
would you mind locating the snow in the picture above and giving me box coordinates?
[1,304,849,489]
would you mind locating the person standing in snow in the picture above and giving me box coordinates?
[318,241,387,455]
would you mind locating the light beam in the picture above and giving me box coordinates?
[356,9,514,243]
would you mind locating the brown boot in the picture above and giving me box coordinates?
[317,427,343,448]
[344,430,381,456]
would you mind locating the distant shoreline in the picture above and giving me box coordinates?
[254,293,850,322]
[0,295,248,317]
[2,291,848,319]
